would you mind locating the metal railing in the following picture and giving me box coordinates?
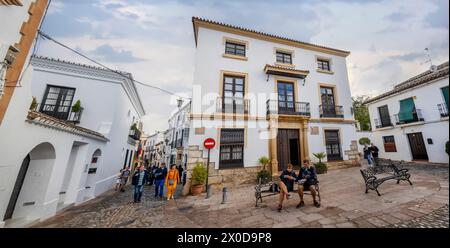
[266,100,311,116]
[374,117,393,129]
[129,128,142,140]
[216,97,250,114]
[176,138,183,148]
[319,105,344,118]
[438,104,449,117]
[394,108,424,125]
[38,103,83,124]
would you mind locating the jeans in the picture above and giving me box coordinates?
[154,179,164,197]
[367,156,374,167]
[134,185,144,202]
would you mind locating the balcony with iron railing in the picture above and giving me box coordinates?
[374,117,394,129]
[394,108,424,125]
[38,103,83,124]
[266,100,311,116]
[216,97,250,114]
[319,105,344,118]
[129,128,142,141]
[438,104,449,117]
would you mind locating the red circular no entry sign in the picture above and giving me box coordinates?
[204,138,216,149]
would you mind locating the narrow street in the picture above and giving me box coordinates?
[34,165,449,228]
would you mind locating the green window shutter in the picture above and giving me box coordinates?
[442,86,449,109]
[398,98,415,122]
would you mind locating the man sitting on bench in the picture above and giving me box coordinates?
[297,160,320,208]
[277,163,297,211]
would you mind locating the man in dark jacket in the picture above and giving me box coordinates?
[277,163,297,211]
[297,160,319,208]
[154,163,167,198]
[132,165,148,203]
[370,143,379,165]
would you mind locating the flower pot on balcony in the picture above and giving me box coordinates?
[191,184,203,196]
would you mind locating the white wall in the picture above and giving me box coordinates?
[368,77,449,163]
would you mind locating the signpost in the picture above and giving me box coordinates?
[203,138,216,199]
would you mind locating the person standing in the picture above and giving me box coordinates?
[154,163,167,198]
[363,144,374,167]
[177,164,184,183]
[370,143,379,166]
[182,165,187,186]
[132,165,148,203]
[119,166,131,192]
[166,164,180,200]
[115,169,123,191]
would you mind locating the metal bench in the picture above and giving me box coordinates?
[255,177,321,207]
[360,161,412,196]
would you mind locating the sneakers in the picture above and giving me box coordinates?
[277,204,282,212]
[296,201,305,209]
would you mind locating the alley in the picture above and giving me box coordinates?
[34,164,449,228]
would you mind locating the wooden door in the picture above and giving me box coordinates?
[325,130,342,161]
[277,129,300,171]
[407,132,429,160]
[4,155,30,221]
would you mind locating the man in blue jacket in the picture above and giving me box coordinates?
[297,160,319,208]
[132,165,148,203]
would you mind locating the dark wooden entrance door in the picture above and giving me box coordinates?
[4,155,31,221]
[407,132,429,160]
[325,130,342,161]
[277,129,300,171]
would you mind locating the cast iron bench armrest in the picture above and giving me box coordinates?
[360,163,413,196]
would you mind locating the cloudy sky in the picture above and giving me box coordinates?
[38,0,449,135]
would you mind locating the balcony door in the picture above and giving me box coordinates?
[278,81,295,113]
[223,75,245,114]
[40,85,75,121]
[378,105,392,127]
[320,87,336,116]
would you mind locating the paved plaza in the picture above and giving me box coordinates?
[34,164,449,228]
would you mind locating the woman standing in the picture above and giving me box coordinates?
[165,164,180,200]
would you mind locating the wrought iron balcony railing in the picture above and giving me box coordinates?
[266,100,311,116]
[319,105,344,118]
[129,128,142,141]
[39,103,83,124]
[374,117,393,129]
[394,108,424,125]
[438,103,449,117]
[216,97,250,114]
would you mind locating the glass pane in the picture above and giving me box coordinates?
[225,84,233,91]
[234,92,243,98]
[225,77,233,84]
[235,78,244,85]
[235,85,243,92]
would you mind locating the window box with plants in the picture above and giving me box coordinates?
[191,162,207,196]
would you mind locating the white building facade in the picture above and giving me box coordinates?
[366,62,449,164]
[0,56,145,227]
[168,102,191,167]
[186,17,358,187]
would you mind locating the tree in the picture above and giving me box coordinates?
[352,95,372,131]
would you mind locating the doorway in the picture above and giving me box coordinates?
[324,130,342,161]
[277,129,301,171]
[84,149,102,200]
[407,132,429,160]
[3,142,56,222]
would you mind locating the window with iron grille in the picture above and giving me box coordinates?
[225,42,246,57]
[317,59,331,71]
[220,129,244,169]
[383,136,397,152]
[276,52,292,64]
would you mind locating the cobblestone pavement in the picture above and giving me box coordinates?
[34,164,449,228]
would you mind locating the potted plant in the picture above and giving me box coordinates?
[29,96,38,111]
[191,162,207,195]
[313,152,328,174]
[71,100,82,113]
[257,156,271,184]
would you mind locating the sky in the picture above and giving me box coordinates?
[37,0,449,135]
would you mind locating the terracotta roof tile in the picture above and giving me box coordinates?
[192,17,350,57]
[365,61,449,104]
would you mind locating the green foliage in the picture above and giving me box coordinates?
[257,170,272,184]
[71,100,82,113]
[352,96,372,131]
[130,123,137,130]
[191,162,207,186]
[446,141,449,155]
[258,156,271,171]
[314,162,328,174]
[313,152,327,164]
[29,97,38,111]
[359,137,371,146]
